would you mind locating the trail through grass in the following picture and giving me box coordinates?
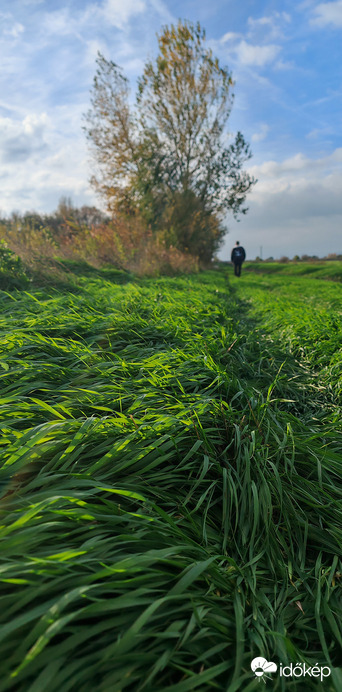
[0,265,341,691]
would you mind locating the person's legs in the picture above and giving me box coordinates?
[236,262,241,277]
[234,262,238,276]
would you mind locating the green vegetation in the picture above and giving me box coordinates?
[0,264,341,691]
[245,261,342,281]
[0,240,30,290]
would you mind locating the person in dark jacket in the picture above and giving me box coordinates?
[231,241,246,277]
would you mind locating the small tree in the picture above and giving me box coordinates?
[84,20,256,262]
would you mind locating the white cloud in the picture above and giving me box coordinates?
[39,0,173,37]
[307,128,322,139]
[220,148,342,258]
[40,1,147,38]
[0,107,99,215]
[274,59,295,70]
[247,11,291,37]
[311,1,342,27]
[149,0,175,24]
[221,31,243,43]
[251,123,270,142]
[217,11,294,77]
[306,125,334,139]
[0,131,96,215]
[22,113,49,135]
[235,40,281,66]
[0,113,50,163]
[42,8,77,36]
[84,38,110,66]
[102,0,146,28]
[4,22,24,38]
[249,12,291,26]
[248,149,342,180]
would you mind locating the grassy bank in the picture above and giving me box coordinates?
[0,265,341,691]
[244,260,342,281]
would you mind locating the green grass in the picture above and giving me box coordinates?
[0,263,341,691]
[244,260,342,281]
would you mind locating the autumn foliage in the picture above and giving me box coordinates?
[0,199,198,277]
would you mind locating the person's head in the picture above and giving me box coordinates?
[236,241,240,246]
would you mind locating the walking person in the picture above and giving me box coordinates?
[231,241,246,277]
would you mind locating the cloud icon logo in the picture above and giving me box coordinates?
[251,657,278,677]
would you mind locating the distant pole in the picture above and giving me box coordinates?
[260,246,263,260]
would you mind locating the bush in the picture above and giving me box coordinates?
[0,203,200,278]
[0,240,30,290]
[128,230,199,276]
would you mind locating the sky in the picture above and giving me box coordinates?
[0,0,341,259]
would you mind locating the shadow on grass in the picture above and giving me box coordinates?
[30,259,134,295]
[59,260,133,283]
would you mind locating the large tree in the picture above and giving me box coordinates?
[84,21,255,261]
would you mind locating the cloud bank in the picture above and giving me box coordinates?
[220,148,342,259]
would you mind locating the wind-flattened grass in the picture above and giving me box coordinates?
[0,266,341,691]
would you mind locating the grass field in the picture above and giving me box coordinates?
[0,262,341,691]
[244,260,342,281]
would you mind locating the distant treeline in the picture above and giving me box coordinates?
[254,254,342,262]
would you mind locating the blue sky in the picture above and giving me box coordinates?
[1,0,341,259]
